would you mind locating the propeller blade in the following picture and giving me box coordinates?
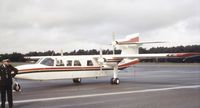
[99,48,103,71]
[100,48,102,58]
[112,32,116,55]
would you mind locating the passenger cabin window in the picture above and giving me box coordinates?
[56,59,64,66]
[74,60,81,66]
[40,58,54,66]
[67,60,72,66]
[87,60,93,66]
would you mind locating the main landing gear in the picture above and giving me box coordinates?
[110,78,120,85]
[110,64,120,85]
[73,78,81,83]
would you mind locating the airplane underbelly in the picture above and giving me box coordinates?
[16,70,113,80]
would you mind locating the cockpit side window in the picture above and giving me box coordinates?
[56,59,64,66]
[36,58,43,64]
[40,58,54,66]
[74,60,81,66]
[87,60,93,66]
[67,60,72,66]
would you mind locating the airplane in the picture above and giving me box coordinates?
[12,33,200,91]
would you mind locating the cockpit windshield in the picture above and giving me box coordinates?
[40,58,54,66]
[36,58,43,64]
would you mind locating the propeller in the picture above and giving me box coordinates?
[98,48,105,71]
[112,32,117,55]
[61,49,63,57]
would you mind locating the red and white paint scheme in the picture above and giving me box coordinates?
[14,33,200,90]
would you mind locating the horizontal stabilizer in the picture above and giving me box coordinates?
[116,41,166,45]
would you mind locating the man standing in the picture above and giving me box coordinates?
[0,59,18,108]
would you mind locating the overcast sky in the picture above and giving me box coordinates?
[0,0,199,53]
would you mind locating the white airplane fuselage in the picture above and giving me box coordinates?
[11,33,200,92]
[16,55,139,80]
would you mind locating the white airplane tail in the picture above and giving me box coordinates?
[114,33,165,55]
[115,33,140,55]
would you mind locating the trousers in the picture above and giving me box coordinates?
[1,85,13,108]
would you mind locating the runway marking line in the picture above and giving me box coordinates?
[13,85,200,104]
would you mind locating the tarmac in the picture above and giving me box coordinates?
[3,63,200,108]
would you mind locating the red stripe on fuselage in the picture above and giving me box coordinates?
[175,53,200,57]
[18,60,140,74]
[19,67,101,73]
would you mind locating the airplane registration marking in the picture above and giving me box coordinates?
[13,85,200,104]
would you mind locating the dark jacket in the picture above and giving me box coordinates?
[0,64,18,86]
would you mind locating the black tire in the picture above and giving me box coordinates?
[111,78,120,85]
[114,78,120,85]
[13,83,21,92]
[110,78,114,84]
[73,78,81,83]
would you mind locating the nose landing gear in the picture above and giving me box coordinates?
[110,64,120,85]
[12,78,21,92]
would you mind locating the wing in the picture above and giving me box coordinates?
[112,52,200,59]
[93,52,200,68]
[24,56,46,60]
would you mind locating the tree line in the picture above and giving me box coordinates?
[0,45,200,63]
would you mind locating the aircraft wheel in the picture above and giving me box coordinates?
[110,78,120,85]
[13,83,21,92]
[73,78,81,83]
[114,78,120,85]
[110,78,114,84]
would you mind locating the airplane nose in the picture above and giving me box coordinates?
[15,65,22,70]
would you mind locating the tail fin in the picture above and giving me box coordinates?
[116,33,140,55]
[117,33,139,43]
[114,33,165,55]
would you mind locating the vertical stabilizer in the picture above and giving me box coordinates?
[116,33,140,55]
